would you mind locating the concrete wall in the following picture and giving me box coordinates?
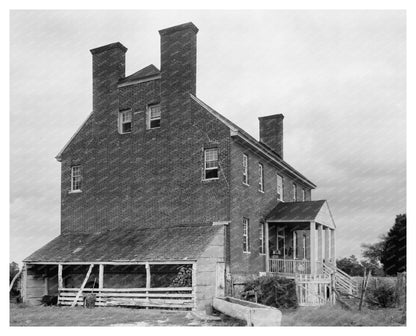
[195,226,225,311]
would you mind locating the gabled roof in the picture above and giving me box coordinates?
[265,200,335,229]
[190,94,316,188]
[118,64,160,86]
[24,225,223,263]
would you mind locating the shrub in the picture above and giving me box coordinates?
[367,285,396,308]
[241,275,297,309]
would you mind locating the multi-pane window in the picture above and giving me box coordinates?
[259,223,265,254]
[147,104,161,129]
[71,166,81,192]
[204,148,219,180]
[276,174,283,201]
[243,154,249,185]
[292,183,297,201]
[258,163,264,192]
[302,189,306,201]
[119,110,132,134]
[243,218,250,253]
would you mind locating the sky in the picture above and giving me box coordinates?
[9,10,406,264]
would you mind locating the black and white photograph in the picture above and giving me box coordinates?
[8,8,407,327]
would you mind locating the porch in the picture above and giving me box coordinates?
[264,200,336,277]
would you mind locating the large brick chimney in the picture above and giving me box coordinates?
[258,114,284,159]
[90,42,127,125]
[159,22,198,119]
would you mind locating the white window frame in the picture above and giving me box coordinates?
[70,165,82,192]
[302,189,306,201]
[118,110,132,134]
[276,174,283,201]
[243,217,250,253]
[243,154,249,185]
[259,223,265,255]
[292,183,297,201]
[258,163,264,192]
[203,148,219,180]
[147,104,161,129]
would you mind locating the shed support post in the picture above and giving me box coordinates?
[99,264,104,289]
[58,264,63,290]
[145,262,151,309]
[310,221,316,275]
[265,222,270,273]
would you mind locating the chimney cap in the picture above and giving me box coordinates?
[258,113,284,120]
[159,22,199,36]
[90,42,127,55]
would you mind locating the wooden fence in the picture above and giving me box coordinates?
[296,274,334,306]
[58,287,194,309]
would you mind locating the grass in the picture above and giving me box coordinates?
[9,303,243,326]
[281,304,406,326]
[10,303,406,326]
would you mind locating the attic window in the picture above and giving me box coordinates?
[147,104,161,129]
[119,110,132,134]
[204,148,219,180]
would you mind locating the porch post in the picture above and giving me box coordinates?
[265,222,270,273]
[317,224,323,267]
[324,228,330,264]
[58,264,63,289]
[331,229,336,266]
[310,221,317,275]
[98,264,104,289]
[145,262,151,289]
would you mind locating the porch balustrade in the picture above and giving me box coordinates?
[269,259,323,275]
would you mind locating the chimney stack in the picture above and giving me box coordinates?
[90,42,127,122]
[159,22,198,100]
[258,114,284,159]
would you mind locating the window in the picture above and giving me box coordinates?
[71,166,82,192]
[147,104,161,129]
[259,223,265,254]
[119,110,132,134]
[258,163,264,192]
[243,154,249,185]
[243,218,250,253]
[302,189,306,201]
[204,148,219,180]
[292,183,297,201]
[276,174,283,201]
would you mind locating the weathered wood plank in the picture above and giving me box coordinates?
[71,264,94,307]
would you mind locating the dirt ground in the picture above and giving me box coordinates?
[9,304,245,327]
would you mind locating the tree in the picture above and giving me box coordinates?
[361,240,385,276]
[336,255,364,276]
[9,262,20,297]
[381,214,406,275]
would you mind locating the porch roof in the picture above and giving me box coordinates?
[24,225,223,263]
[265,200,336,229]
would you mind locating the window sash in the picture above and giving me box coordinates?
[149,105,161,119]
[243,218,250,252]
[119,110,132,133]
[276,174,283,200]
[258,163,264,191]
[259,223,265,254]
[243,154,248,184]
[204,148,219,179]
[71,166,81,191]
[293,183,297,201]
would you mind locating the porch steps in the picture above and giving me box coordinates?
[322,263,358,296]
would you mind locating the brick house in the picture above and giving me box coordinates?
[22,22,346,310]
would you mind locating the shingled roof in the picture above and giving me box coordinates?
[24,225,222,263]
[265,200,335,229]
[119,64,160,85]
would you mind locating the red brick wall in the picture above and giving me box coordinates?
[229,140,312,276]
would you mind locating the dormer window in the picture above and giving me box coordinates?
[147,104,161,129]
[119,110,132,134]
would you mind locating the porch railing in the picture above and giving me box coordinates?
[269,259,313,275]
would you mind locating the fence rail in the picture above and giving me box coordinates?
[58,287,194,309]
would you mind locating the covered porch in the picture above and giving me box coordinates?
[264,200,336,277]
